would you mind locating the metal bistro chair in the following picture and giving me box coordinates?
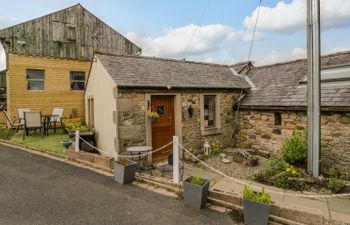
[23,111,44,140]
[49,108,64,133]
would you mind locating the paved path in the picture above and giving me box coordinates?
[0,144,235,225]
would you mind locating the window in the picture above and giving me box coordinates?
[87,97,94,127]
[27,69,45,90]
[204,95,216,128]
[274,112,282,126]
[70,71,85,90]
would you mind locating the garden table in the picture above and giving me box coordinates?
[126,146,153,171]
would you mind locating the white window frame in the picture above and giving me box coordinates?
[27,69,45,91]
[200,94,221,136]
[70,71,85,91]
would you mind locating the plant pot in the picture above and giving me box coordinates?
[243,198,271,225]
[113,160,138,185]
[183,177,210,209]
[60,141,73,153]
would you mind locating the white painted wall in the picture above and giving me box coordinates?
[85,56,117,157]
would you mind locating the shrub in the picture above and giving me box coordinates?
[243,186,271,204]
[327,178,345,193]
[0,127,16,140]
[255,159,306,191]
[210,140,222,156]
[281,131,307,165]
[190,176,204,186]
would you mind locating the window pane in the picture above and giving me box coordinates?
[27,70,44,80]
[28,81,44,90]
[71,81,85,90]
[70,72,85,81]
[204,95,216,128]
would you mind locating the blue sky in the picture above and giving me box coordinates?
[1,0,350,69]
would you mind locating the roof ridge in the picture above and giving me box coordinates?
[253,50,350,69]
[95,52,230,67]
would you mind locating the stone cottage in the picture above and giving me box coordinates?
[85,53,249,161]
[237,51,350,173]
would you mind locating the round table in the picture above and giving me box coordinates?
[126,146,153,171]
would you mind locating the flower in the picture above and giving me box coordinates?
[148,111,159,120]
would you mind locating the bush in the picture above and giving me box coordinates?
[243,186,271,204]
[327,178,345,193]
[281,131,307,165]
[210,140,222,156]
[0,127,16,140]
[254,159,307,191]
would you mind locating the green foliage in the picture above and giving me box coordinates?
[327,178,345,193]
[255,159,306,191]
[243,186,271,204]
[281,131,307,165]
[0,127,16,140]
[190,176,204,186]
[210,140,222,156]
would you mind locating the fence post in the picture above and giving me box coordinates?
[75,130,80,152]
[173,136,179,184]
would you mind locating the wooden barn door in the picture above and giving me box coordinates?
[151,96,175,162]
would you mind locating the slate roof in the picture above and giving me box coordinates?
[96,54,250,89]
[241,51,350,110]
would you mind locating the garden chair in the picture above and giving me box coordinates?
[17,108,30,127]
[23,111,44,140]
[49,108,64,133]
[2,110,22,132]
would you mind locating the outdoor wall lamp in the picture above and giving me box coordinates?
[187,104,194,118]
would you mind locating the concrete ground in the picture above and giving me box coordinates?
[183,162,350,225]
[0,144,235,225]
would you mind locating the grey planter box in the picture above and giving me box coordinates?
[113,160,138,185]
[183,177,210,209]
[243,198,271,225]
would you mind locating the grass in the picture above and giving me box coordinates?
[9,128,69,156]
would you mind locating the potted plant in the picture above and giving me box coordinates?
[183,176,210,209]
[60,140,73,153]
[113,159,138,185]
[243,186,271,225]
[148,111,159,123]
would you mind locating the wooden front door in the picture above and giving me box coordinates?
[151,95,175,162]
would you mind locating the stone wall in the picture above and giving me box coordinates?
[117,92,146,153]
[238,109,350,173]
[181,92,239,152]
[117,91,240,154]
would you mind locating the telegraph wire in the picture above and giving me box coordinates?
[247,0,262,62]
[181,0,212,58]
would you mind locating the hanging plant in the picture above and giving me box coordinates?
[148,111,159,123]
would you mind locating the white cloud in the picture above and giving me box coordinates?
[254,47,306,65]
[0,44,6,71]
[330,46,350,53]
[244,0,350,33]
[126,24,262,58]
[0,16,17,29]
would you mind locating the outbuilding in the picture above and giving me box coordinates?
[85,53,249,162]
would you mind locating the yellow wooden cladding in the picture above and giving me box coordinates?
[7,53,91,121]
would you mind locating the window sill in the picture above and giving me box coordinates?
[201,127,221,136]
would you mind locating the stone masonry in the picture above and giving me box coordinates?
[117,90,240,154]
[238,110,350,173]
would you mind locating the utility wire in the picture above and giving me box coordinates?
[247,0,262,62]
[181,0,211,58]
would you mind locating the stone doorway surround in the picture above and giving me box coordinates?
[145,93,183,164]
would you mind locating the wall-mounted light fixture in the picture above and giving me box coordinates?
[187,104,194,118]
